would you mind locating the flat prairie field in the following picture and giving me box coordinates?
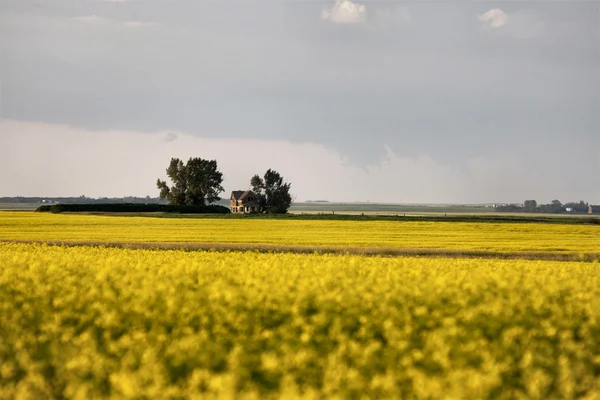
[0,212,599,253]
[1,243,599,399]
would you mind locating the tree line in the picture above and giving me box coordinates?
[496,200,596,214]
[156,157,293,214]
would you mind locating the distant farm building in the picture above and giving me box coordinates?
[230,190,259,214]
[565,207,574,212]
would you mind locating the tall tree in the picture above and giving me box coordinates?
[250,169,292,214]
[250,174,266,212]
[550,199,562,213]
[523,200,537,212]
[156,157,224,205]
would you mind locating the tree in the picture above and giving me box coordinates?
[250,169,292,214]
[550,199,562,213]
[523,200,537,212]
[156,157,224,205]
[564,200,589,213]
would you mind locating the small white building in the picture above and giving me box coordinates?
[565,207,574,212]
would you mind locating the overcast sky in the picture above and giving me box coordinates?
[0,0,598,203]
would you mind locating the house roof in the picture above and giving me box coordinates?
[231,190,256,201]
[231,191,245,200]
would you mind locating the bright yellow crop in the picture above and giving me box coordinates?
[1,243,599,399]
[1,212,599,253]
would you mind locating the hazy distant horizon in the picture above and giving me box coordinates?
[3,192,596,208]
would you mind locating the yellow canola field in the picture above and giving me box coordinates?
[1,243,599,399]
[1,212,599,253]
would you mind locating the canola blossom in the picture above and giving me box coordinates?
[1,243,599,399]
[1,212,599,253]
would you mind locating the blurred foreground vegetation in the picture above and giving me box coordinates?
[1,243,599,399]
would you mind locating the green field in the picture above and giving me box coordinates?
[0,203,39,210]
[289,202,498,214]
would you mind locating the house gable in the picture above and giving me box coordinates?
[230,191,245,201]
[238,191,257,203]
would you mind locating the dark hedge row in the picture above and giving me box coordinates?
[36,203,230,214]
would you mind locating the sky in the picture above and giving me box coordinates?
[0,0,598,203]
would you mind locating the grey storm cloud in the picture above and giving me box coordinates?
[0,0,598,202]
